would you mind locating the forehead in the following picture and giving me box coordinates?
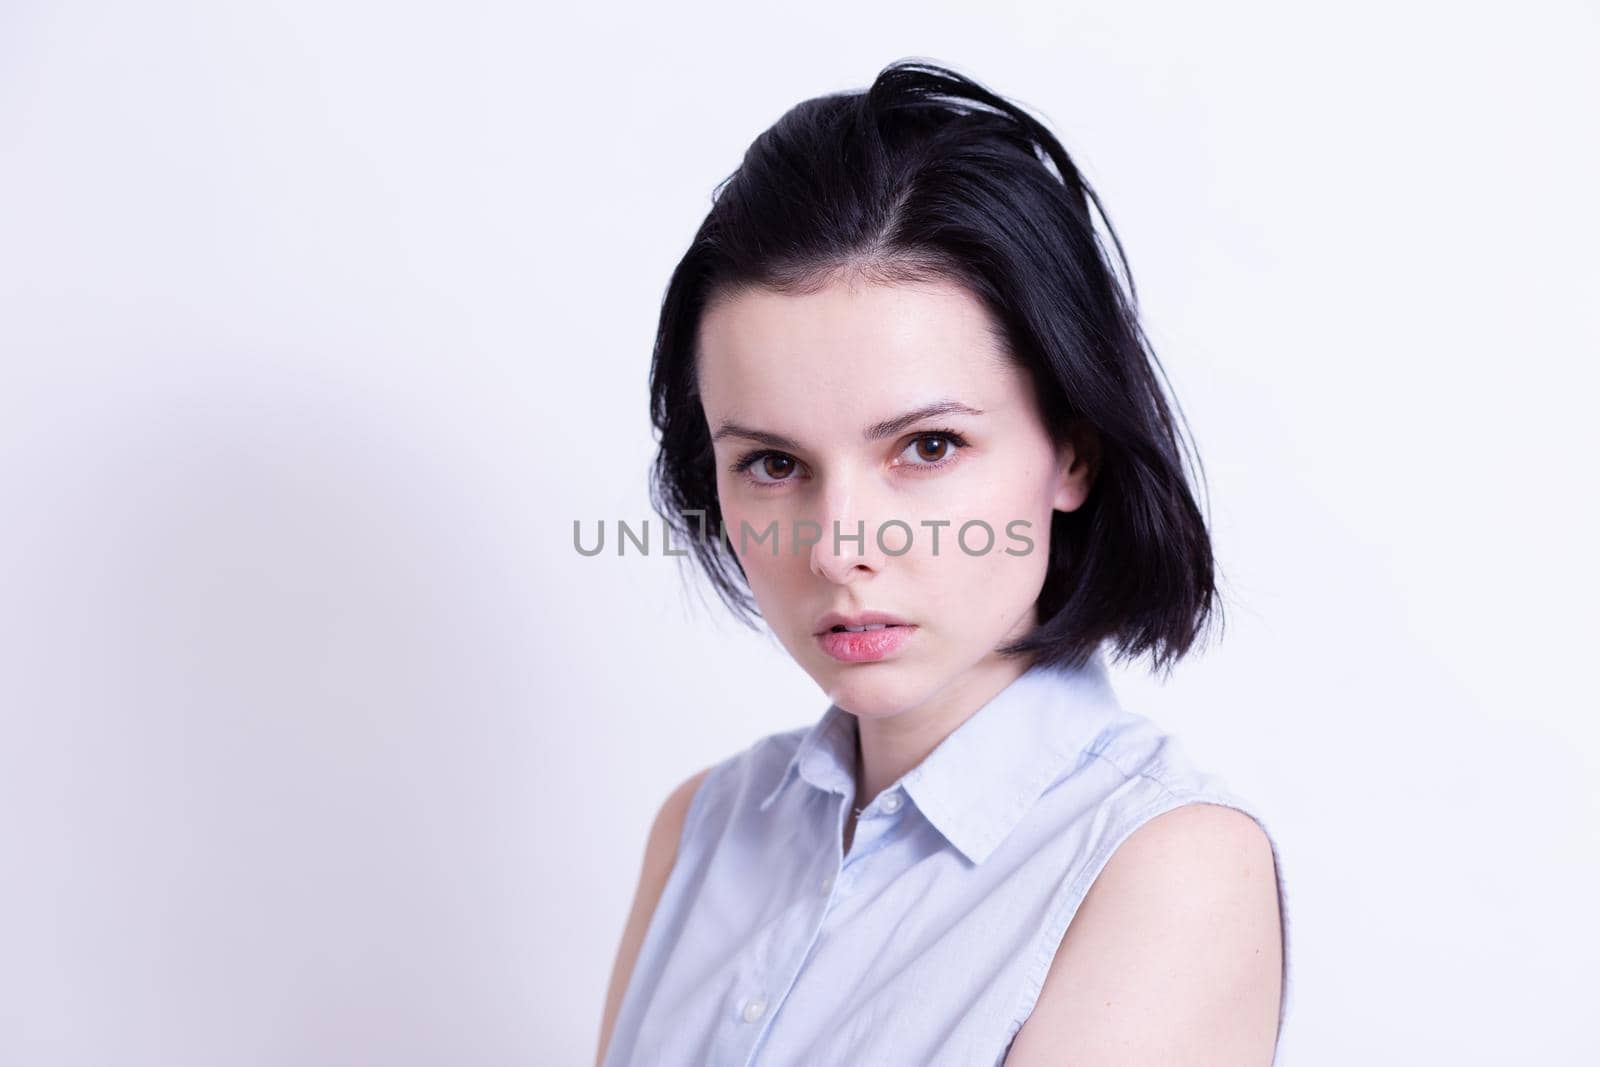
[695,275,1018,418]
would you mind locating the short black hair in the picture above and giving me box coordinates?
[647,58,1221,676]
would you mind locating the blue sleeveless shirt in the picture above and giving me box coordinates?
[604,652,1293,1066]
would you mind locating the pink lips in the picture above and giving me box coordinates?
[816,623,916,663]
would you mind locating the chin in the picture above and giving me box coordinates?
[815,661,929,719]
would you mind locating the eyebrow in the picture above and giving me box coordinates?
[711,399,985,451]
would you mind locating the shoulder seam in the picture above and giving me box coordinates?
[1082,746,1182,801]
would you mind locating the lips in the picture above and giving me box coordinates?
[813,609,911,636]
[815,621,917,663]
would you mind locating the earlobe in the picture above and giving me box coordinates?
[1051,427,1099,513]
[1051,476,1090,513]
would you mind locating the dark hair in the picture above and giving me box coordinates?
[647,58,1221,676]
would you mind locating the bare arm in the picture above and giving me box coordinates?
[594,766,713,1067]
[1005,802,1284,1066]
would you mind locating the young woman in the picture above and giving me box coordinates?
[596,60,1290,1067]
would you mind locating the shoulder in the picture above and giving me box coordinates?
[1078,705,1222,795]
[595,721,808,1063]
[595,765,715,1067]
[648,766,714,864]
[640,722,810,867]
[624,764,717,932]
[1005,802,1284,1066]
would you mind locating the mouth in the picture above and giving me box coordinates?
[814,621,918,663]
[813,610,912,636]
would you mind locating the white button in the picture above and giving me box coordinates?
[881,791,903,814]
[741,996,767,1023]
[820,873,835,895]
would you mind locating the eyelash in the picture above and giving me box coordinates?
[728,429,972,490]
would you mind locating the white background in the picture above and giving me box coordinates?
[2,1,1596,1063]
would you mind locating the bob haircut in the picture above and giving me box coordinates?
[648,59,1220,676]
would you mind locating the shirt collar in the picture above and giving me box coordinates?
[757,650,1123,865]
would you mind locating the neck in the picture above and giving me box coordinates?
[847,652,1036,812]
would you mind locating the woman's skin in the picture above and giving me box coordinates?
[599,270,1283,1064]
[688,271,1283,1064]
[696,271,1098,852]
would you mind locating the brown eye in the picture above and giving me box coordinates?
[729,449,807,488]
[895,431,970,471]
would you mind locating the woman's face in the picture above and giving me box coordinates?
[696,273,1095,719]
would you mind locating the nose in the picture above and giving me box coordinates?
[808,482,890,584]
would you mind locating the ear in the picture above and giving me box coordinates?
[1051,422,1100,513]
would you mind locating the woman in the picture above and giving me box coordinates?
[596,60,1290,1066]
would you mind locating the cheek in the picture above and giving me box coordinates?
[720,505,801,589]
[928,523,1049,606]
[715,483,758,557]
[908,481,1053,619]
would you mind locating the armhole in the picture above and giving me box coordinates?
[1005,791,1293,1064]
[598,763,726,1067]
[674,761,721,866]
